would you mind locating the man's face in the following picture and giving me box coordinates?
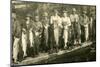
[83,13,86,17]
[73,11,76,14]
[12,13,16,20]
[54,12,58,16]
[54,10,58,16]
[35,16,39,22]
[44,12,48,17]
[63,13,67,17]
[26,16,30,20]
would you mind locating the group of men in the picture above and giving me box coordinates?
[12,8,96,63]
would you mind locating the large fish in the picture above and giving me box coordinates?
[29,28,34,47]
[22,28,27,57]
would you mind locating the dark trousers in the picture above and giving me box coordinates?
[41,28,49,52]
[71,22,81,44]
[48,26,54,50]
[34,36,41,55]
[89,23,93,41]
[92,20,96,49]
[81,25,85,42]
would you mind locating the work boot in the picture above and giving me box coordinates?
[55,45,59,53]
[64,43,68,50]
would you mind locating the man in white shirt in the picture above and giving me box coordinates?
[70,8,81,46]
[12,12,21,63]
[50,9,62,52]
[80,11,90,42]
[62,10,71,49]
[41,12,49,52]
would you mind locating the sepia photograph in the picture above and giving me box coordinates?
[11,0,96,66]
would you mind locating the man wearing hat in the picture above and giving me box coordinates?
[50,9,62,52]
[89,7,96,41]
[21,13,33,58]
[62,10,71,49]
[80,10,90,42]
[32,15,43,55]
[70,8,81,46]
[41,12,49,52]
